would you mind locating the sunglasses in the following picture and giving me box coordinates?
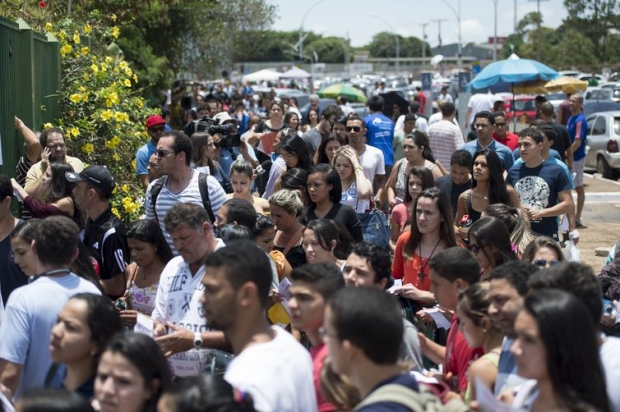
[149,125,166,133]
[346,126,361,132]
[533,259,560,268]
[155,149,174,158]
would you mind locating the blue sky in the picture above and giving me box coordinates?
[267,0,568,48]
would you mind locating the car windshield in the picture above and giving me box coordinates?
[513,100,535,111]
[614,118,620,135]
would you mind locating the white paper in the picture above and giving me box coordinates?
[419,307,452,330]
[475,377,515,412]
[0,390,14,412]
[411,370,439,384]
[278,277,292,301]
[134,313,154,337]
[388,279,403,294]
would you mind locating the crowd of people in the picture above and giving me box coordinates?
[1,82,619,412]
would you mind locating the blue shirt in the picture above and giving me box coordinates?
[136,140,156,176]
[513,156,574,189]
[567,112,588,161]
[461,139,515,171]
[365,113,395,166]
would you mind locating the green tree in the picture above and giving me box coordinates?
[368,32,430,58]
[305,37,351,63]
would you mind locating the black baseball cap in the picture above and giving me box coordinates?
[66,165,115,196]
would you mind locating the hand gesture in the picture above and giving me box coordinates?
[119,310,138,328]
[154,322,194,357]
[394,283,423,300]
[10,178,21,192]
[14,116,24,130]
[41,147,51,169]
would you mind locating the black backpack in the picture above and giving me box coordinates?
[149,173,214,223]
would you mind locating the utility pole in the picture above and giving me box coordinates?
[432,18,448,50]
[420,23,429,69]
[514,0,517,32]
[493,0,499,61]
[528,0,549,61]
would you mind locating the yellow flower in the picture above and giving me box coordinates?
[119,61,128,70]
[111,14,117,22]
[109,92,119,105]
[133,74,138,83]
[84,24,92,34]
[111,207,120,218]
[45,22,53,32]
[100,110,113,121]
[60,44,72,56]
[121,184,130,193]
[112,27,120,39]
[112,136,121,145]
[105,98,113,108]
[43,123,53,129]
[121,113,130,122]
[113,153,120,162]
[81,143,94,154]
[131,159,137,169]
[81,46,89,56]
[123,79,131,87]
[105,139,116,149]
[69,94,82,103]
[100,63,107,73]
[91,64,99,74]
[73,33,80,44]
[124,68,132,77]
[105,56,113,64]
[83,72,90,81]
[70,127,80,138]
[58,30,67,40]
[114,112,126,122]
[78,86,86,92]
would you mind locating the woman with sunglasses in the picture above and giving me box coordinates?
[332,146,372,213]
[393,188,457,308]
[521,236,565,269]
[389,167,435,251]
[385,131,444,209]
[467,217,517,280]
[455,149,520,239]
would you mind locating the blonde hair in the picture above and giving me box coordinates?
[457,282,497,330]
[268,189,304,217]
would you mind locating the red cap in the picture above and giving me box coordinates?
[146,115,165,129]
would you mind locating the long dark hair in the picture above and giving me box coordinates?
[471,149,510,205]
[280,133,313,170]
[406,131,436,163]
[403,188,456,258]
[305,219,353,260]
[127,220,174,265]
[523,290,610,412]
[100,333,171,412]
[307,164,341,210]
[190,132,215,172]
[284,111,300,131]
[468,217,517,268]
[163,374,256,412]
[403,167,435,204]
[317,135,345,165]
[69,293,123,368]
[47,163,75,204]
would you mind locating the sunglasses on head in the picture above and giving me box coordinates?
[346,126,361,132]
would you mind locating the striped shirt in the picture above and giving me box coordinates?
[428,120,464,174]
[145,171,227,255]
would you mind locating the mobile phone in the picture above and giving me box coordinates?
[602,299,614,315]
[459,214,472,227]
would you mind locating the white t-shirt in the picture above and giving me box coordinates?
[341,181,370,213]
[394,115,429,133]
[225,326,317,412]
[151,241,225,377]
[601,335,620,410]
[358,145,385,187]
[0,274,101,399]
[467,94,495,125]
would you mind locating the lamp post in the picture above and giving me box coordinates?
[371,15,400,74]
[439,0,462,71]
[493,0,499,61]
[299,0,328,63]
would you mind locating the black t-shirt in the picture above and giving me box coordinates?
[273,244,307,269]
[81,207,129,281]
[435,175,471,216]
[544,121,570,161]
[0,221,28,306]
[302,203,364,243]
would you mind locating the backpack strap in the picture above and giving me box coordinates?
[150,173,214,224]
[197,173,215,224]
[352,384,435,411]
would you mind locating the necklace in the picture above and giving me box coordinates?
[418,237,442,283]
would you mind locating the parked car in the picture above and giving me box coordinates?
[584,100,620,116]
[585,88,613,101]
[585,111,620,179]
[503,95,537,124]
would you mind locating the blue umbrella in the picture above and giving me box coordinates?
[467,54,559,92]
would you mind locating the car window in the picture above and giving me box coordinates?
[592,116,606,135]
[614,118,620,135]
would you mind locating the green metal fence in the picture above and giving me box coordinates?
[0,17,60,177]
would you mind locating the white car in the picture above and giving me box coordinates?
[585,111,620,179]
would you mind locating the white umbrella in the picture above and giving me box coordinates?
[279,67,311,79]
[242,68,281,83]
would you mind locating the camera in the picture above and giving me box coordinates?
[184,116,241,148]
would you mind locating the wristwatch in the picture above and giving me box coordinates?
[193,332,203,349]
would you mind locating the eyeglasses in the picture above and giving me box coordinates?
[147,162,160,169]
[469,244,482,254]
[47,143,66,150]
[155,149,173,158]
[474,123,491,129]
[533,259,560,268]
[346,126,361,132]
[149,125,166,133]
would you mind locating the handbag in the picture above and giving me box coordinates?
[356,198,390,247]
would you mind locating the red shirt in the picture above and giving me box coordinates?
[444,317,484,393]
[417,91,427,110]
[392,231,432,292]
[492,131,519,151]
[310,344,337,412]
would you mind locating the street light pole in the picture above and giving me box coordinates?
[420,23,429,70]
[299,0,328,63]
[371,15,400,74]
[439,0,462,71]
[493,0,498,61]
